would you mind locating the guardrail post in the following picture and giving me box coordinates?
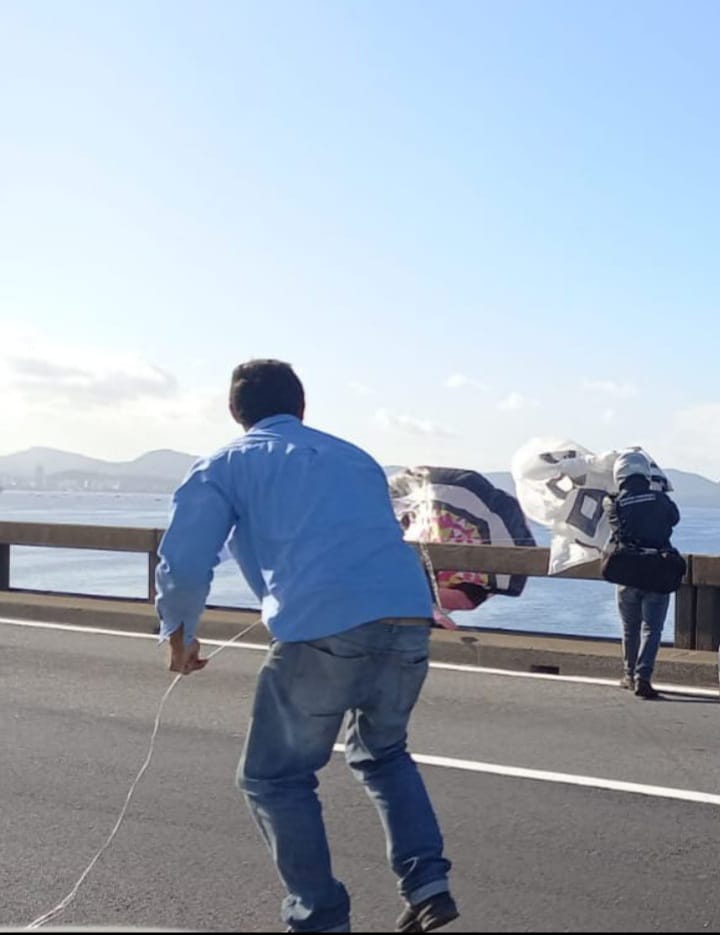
[0,543,9,590]
[694,586,720,652]
[674,584,697,650]
[147,529,163,602]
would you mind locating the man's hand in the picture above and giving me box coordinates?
[168,627,208,675]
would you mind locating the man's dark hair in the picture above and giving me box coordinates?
[229,359,305,429]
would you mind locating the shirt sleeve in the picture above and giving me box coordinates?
[225,527,266,600]
[155,458,238,645]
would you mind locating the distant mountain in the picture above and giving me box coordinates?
[665,469,720,508]
[121,449,199,479]
[2,448,720,507]
[0,447,116,477]
[0,447,198,493]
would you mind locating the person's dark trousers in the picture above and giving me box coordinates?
[616,585,670,681]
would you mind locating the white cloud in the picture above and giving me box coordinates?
[583,380,638,398]
[0,328,179,408]
[374,408,457,437]
[445,373,486,391]
[347,380,374,397]
[0,325,232,459]
[8,354,178,405]
[497,392,539,411]
[602,408,616,424]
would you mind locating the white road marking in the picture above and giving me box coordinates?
[0,615,267,652]
[2,614,720,807]
[1,614,717,695]
[333,744,720,806]
[431,659,720,696]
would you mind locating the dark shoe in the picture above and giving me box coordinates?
[396,892,459,932]
[635,678,660,699]
[620,675,635,690]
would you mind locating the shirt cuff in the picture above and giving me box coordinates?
[156,614,199,646]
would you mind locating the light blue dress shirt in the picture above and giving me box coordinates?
[155,415,433,644]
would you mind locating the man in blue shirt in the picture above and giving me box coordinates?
[156,359,458,934]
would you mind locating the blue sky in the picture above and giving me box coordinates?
[2,0,720,475]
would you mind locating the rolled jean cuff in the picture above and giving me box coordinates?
[290,924,350,934]
[290,925,350,934]
[408,878,449,905]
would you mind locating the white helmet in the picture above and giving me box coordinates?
[613,450,652,486]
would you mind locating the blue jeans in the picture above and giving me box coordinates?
[617,586,670,681]
[237,618,451,933]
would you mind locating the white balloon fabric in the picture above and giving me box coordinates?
[511,437,672,575]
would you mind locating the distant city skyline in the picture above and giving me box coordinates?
[2,2,720,476]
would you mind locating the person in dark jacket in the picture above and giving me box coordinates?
[604,450,680,699]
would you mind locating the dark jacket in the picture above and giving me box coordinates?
[606,476,680,550]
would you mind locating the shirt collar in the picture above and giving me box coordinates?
[247,414,301,433]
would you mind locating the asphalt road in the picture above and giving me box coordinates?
[1,618,719,933]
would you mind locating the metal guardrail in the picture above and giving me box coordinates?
[0,521,164,612]
[0,521,718,651]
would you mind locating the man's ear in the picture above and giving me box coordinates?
[229,401,243,425]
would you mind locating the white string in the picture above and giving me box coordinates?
[414,470,446,611]
[419,541,443,608]
[26,619,261,930]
